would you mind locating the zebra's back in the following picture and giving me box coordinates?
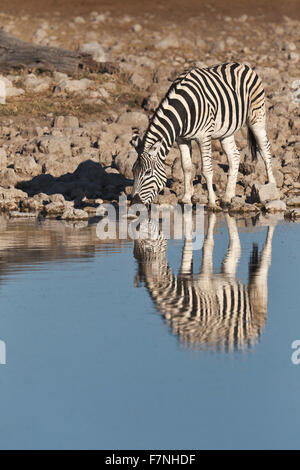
[154,62,264,141]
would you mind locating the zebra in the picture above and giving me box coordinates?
[131,62,276,209]
[134,214,275,351]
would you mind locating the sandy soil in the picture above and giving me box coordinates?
[0,0,299,217]
[1,0,300,23]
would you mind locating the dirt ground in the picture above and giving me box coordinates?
[1,0,300,23]
[0,0,299,217]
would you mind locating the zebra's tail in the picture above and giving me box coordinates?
[248,127,258,161]
[249,243,259,279]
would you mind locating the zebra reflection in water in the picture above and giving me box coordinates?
[134,214,275,351]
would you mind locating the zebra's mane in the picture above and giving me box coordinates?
[142,67,197,152]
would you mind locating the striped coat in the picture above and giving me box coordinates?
[134,214,274,351]
[131,62,276,207]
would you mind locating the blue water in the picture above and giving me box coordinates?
[0,216,299,450]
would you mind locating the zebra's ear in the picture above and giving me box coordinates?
[130,135,143,153]
[148,140,162,157]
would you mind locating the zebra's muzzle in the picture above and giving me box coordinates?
[131,194,143,206]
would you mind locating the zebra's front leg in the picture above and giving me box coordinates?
[178,140,193,204]
[197,138,216,209]
[220,135,240,206]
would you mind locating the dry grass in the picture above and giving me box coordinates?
[0,71,145,118]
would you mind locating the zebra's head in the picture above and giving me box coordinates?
[131,136,167,206]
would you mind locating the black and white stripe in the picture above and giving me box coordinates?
[131,62,276,207]
[134,214,274,351]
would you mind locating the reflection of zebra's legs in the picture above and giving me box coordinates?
[200,213,216,276]
[221,214,241,277]
[250,225,274,289]
[180,209,194,275]
[180,239,193,275]
[249,225,275,322]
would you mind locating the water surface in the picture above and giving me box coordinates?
[0,213,299,450]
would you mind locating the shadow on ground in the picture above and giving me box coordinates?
[16,160,133,206]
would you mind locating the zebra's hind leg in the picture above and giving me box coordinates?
[221,214,241,277]
[197,137,217,209]
[178,140,193,204]
[220,135,240,206]
[249,224,275,328]
[249,121,276,185]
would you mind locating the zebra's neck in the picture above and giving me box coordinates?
[143,97,182,160]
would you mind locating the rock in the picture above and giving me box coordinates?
[211,40,225,52]
[129,72,147,89]
[33,193,51,204]
[74,16,86,24]
[38,136,71,156]
[80,42,108,62]
[117,111,149,129]
[0,77,25,97]
[34,27,47,42]
[24,74,52,93]
[92,13,109,23]
[54,115,79,128]
[0,168,18,188]
[265,200,286,212]
[115,151,137,179]
[61,207,89,220]
[97,88,109,99]
[10,211,37,218]
[21,197,44,212]
[0,200,19,211]
[0,149,7,169]
[54,78,93,94]
[0,187,27,211]
[229,196,246,209]
[171,157,183,182]
[155,34,180,50]
[286,196,300,207]
[0,187,27,200]
[53,71,68,82]
[250,183,280,204]
[142,93,160,112]
[14,155,40,176]
[194,194,208,205]
[49,193,66,204]
[132,24,142,33]
[288,52,299,63]
[157,190,178,205]
[44,201,66,216]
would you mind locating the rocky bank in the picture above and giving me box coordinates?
[0,10,299,220]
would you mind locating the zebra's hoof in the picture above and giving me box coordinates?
[220,199,231,209]
[206,203,221,212]
[179,198,192,205]
[191,195,201,205]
